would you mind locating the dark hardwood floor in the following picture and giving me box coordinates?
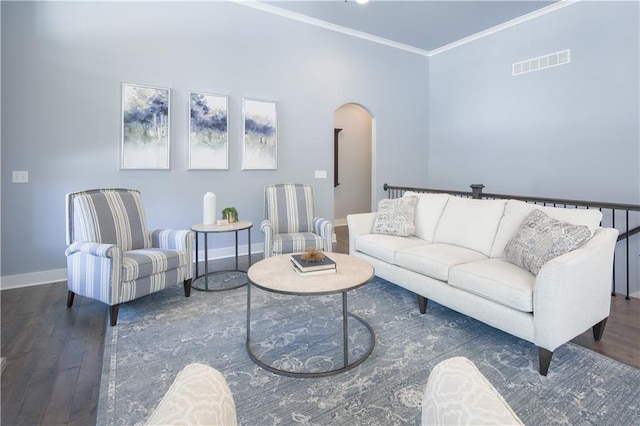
[1,227,638,425]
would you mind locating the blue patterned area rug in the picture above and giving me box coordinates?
[97,277,640,425]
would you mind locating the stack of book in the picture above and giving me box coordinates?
[290,253,336,276]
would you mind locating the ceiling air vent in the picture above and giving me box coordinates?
[512,49,570,76]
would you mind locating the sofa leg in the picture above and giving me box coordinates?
[66,291,75,308]
[417,295,428,314]
[183,279,192,298]
[110,304,120,326]
[592,317,608,341]
[538,347,553,376]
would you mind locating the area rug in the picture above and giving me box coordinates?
[97,277,640,425]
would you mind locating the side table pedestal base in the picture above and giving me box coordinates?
[192,271,247,292]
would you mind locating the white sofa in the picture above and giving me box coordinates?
[348,192,619,375]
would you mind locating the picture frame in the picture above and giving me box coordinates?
[242,98,277,170]
[121,83,170,169]
[188,92,229,170]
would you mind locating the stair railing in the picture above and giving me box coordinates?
[383,183,640,299]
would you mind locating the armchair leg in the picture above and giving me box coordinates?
[538,347,553,376]
[110,305,120,326]
[592,317,608,341]
[183,279,192,298]
[66,291,75,308]
[417,295,428,314]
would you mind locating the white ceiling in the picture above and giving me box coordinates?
[262,0,561,53]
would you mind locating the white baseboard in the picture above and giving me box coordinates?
[1,243,264,291]
[334,218,347,227]
[196,243,264,267]
[0,268,68,291]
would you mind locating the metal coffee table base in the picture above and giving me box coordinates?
[246,289,375,378]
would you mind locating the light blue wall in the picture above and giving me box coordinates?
[1,1,429,278]
[3,1,638,287]
[428,1,639,203]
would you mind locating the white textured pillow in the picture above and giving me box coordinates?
[372,196,417,237]
[491,199,603,258]
[504,209,592,275]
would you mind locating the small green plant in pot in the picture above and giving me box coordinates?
[222,207,238,223]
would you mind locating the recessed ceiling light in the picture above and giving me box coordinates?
[355,0,369,4]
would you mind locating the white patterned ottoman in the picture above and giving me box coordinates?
[146,363,237,426]
[422,357,523,425]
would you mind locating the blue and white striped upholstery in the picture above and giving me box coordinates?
[261,184,334,258]
[65,189,194,324]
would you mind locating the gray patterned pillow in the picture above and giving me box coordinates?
[504,209,592,275]
[372,196,418,237]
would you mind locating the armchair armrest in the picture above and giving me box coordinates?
[65,241,120,258]
[261,220,274,258]
[312,217,334,252]
[533,227,619,351]
[65,241,122,306]
[150,229,195,251]
[346,213,377,255]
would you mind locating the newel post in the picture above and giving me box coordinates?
[470,184,485,199]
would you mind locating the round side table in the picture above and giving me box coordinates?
[191,221,253,292]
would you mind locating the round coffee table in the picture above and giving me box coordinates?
[246,252,375,378]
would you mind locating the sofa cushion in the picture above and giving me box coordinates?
[403,192,450,242]
[355,234,427,264]
[434,197,507,256]
[395,243,487,281]
[504,209,592,275]
[491,199,603,258]
[372,196,418,237]
[449,259,536,313]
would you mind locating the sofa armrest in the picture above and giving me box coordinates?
[146,363,237,426]
[533,227,619,351]
[422,357,523,426]
[347,212,377,255]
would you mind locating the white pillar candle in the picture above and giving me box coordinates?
[203,192,217,225]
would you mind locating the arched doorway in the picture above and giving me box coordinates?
[333,103,373,228]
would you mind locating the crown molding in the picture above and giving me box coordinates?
[230,0,430,57]
[428,0,582,57]
[231,0,581,58]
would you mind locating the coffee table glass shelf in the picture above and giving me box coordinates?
[246,252,375,378]
[191,221,252,292]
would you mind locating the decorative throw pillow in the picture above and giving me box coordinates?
[504,209,592,275]
[371,196,418,237]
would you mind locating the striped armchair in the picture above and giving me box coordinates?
[65,189,195,326]
[261,183,334,258]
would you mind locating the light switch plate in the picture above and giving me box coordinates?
[12,171,29,183]
[315,170,327,179]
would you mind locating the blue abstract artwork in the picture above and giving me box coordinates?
[189,92,228,169]
[242,98,277,170]
[121,83,170,169]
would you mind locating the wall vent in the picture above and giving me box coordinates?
[512,49,570,76]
